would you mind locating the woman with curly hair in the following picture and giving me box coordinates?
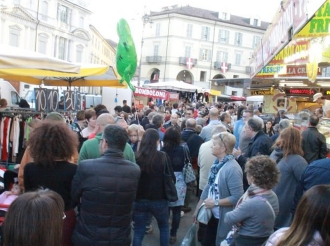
[24,121,78,246]
[224,155,280,246]
[270,127,307,229]
[265,185,330,246]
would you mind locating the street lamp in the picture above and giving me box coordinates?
[137,13,153,87]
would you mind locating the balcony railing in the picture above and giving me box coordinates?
[146,56,162,63]
[179,57,197,65]
[214,61,231,70]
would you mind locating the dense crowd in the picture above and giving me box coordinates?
[1,99,329,246]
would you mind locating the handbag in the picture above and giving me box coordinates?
[196,203,212,225]
[181,224,197,246]
[182,145,196,183]
[163,155,178,202]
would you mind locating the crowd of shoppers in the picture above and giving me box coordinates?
[3,99,328,246]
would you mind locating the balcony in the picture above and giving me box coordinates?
[214,61,231,71]
[179,57,197,66]
[146,56,162,63]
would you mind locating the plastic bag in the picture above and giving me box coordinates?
[181,224,197,246]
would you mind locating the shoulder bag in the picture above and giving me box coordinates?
[196,202,212,225]
[163,155,178,202]
[182,145,196,183]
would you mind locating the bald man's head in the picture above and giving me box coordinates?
[209,108,219,120]
[96,113,115,133]
[186,118,196,129]
[116,118,128,130]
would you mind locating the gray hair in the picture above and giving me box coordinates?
[211,124,227,135]
[279,119,291,131]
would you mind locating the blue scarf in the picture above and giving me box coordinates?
[208,154,235,194]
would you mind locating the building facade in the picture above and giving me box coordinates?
[141,5,269,96]
[0,0,117,95]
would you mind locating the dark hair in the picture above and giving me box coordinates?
[237,106,247,120]
[245,155,280,190]
[247,118,262,132]
[123,100,127,104]
[114,106,122,112]
[85,109,96,121]
[172,103,178,109]
[93,104,107,116]
[3,189,64,246]
[309,115,319,127]
[97,108,110,117]
[136,129,161,173]
[19,99,30,108]
[180,119,186,131]
[29,121,78,166]
[144,109,152,116]
[163,127,181,150]
[102,125,128,151]
[276,185,330,246]
[152,114,164,128]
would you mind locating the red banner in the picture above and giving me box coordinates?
[134,87,169,100]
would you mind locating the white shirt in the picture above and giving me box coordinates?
[322,99,330,117]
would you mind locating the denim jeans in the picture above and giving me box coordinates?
[133,200,169,246]
[169,206,181,237]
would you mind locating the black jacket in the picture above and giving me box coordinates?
[71,149,141,246]
[301,127,327,164]
[237,131,273,191]
[181,129,203,159]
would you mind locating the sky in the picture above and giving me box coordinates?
[88,0,282,50]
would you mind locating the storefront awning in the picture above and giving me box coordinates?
[209,89,221,96]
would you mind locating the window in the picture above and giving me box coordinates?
[222,12,228,20]
[199,48,211,61]
[216,51,228,62]
[38,33,48,54]
[200,71,206,82]
[9,26,21,47]
[186,24,193,38]
[58,37,66,60]
[11,91,20,105]
[59,5,69,23]
[253,36,261,48]
[235,53,241,65]
[76,45,83,63]
[155,23,161,37]
[235,32,243,46]
[154,44,159,56]
[253,19,258,26]
[218,29,229,43]
[79,17,84,28]
[185,46,191,58]
[201,26,210,41]
[41,1,48,21]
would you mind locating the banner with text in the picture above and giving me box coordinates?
[134,87,169,100]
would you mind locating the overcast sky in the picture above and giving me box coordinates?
[89,0,281,49]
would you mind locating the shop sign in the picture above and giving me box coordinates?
[134,87,169,100]
[251,90,274,95]
[292,0,308,32]
[250,0,294,77]
[256,65,285,76]
[284,88,317,95]
[282,65,322,76]
[168,93,179,100]
[295,0,330,38]
[269,40,309,65]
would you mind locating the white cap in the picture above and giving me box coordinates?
[313,93,323,102]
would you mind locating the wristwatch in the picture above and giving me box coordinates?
[214,199,219,206]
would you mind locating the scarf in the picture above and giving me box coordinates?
[208,154,234,194]
[236,184,271,208]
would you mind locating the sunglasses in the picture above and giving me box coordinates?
[218,133,227,150]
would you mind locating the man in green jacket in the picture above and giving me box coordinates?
[78,113,135,164]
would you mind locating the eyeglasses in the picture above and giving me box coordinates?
[218,133,227,150]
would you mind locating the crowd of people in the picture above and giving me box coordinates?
[0,98,329,246]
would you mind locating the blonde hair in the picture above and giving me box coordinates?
[212,132,236,154]
[128,124,139,134]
